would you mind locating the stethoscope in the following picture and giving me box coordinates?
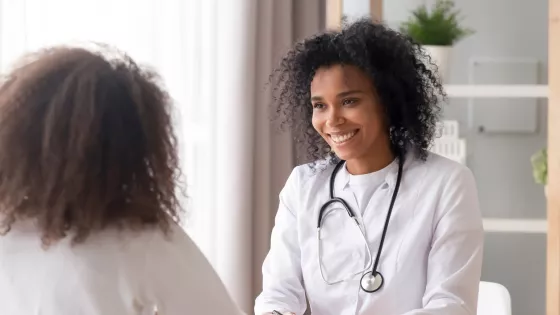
[317,155,404,293]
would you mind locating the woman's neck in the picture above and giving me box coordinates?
[345,146,395,175]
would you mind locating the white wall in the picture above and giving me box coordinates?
[344,0,547,314]
[342,0,369,22]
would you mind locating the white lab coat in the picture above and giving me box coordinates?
[254,152,484,315]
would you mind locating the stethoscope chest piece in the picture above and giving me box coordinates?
[360,271,384,293]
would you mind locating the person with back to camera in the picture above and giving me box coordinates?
[255,18,484,315]
[0,45,244,315]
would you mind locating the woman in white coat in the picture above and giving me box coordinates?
[0,46,243,315]
[255,19,484,315]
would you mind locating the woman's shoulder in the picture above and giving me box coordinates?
[91,220,197,269]
[142,222,243,313]
[291,158,336,182]
[417,151,477,191]
[423,151,473,177]
[139,222,215,286]
[282,158,336,194]
[142,221,198,256]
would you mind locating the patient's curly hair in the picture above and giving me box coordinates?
[0,46,183,245]
[270,18,444,165]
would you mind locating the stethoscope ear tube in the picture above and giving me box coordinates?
[316,197,355,228]
[316,160,354,228]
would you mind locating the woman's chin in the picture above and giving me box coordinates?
[332,148,359,161]
[329,136,360,158]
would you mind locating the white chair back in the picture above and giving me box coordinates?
[477,281,512,315]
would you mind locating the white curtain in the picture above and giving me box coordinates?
[0,0,221,258]
[0,0,325,312]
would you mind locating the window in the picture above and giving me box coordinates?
[0,0,218,259]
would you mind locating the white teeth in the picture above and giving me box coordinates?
[330,131,357,144]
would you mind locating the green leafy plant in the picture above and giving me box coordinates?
[531,148,547,185]
[399,0,474,46]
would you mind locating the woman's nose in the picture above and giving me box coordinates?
[326,111,345,127]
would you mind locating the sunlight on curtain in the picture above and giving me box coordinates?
[0,0,218,263]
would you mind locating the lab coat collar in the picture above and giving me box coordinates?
[335,151,415,192]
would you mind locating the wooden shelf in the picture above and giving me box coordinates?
[444,84,549,98]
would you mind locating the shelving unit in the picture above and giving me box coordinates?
[483,218,547,234]
[443,85,549,234]
[444,84,549,98]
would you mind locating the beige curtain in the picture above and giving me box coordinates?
[251,0,327,307]
[252,0,328,294]
[211,0,325,312]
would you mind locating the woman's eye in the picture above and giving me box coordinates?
[342,98,357,106]
[312,103,325,109]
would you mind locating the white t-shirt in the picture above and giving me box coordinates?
[0,218,243,315]
[346,159,394,214]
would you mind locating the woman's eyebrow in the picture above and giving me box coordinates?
[311,90,363,101]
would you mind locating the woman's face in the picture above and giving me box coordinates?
[310,64,390,163]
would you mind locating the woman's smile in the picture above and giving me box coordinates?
[329,129,359,144]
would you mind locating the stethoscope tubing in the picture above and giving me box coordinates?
[316,154,404,292]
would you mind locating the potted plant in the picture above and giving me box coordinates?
[399,0,474,82]
[531,148,548,197]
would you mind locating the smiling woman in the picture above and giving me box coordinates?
[255,18,484,315]
[270,18,443,171]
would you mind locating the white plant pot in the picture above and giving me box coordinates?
[422,45,452,83]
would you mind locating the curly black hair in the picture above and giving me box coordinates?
[0,46,183,245]
[270,18,444,167]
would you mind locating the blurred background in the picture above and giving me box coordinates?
[0,0,552,314]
